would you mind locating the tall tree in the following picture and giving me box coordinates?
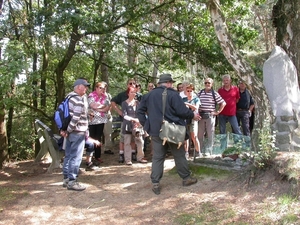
[272,0,300,87]
[207,0,274,152]
[0,46,8,168]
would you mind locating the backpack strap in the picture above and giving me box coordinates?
[211,89,217,109]
[162,88,167,120]
[199,88,217,109]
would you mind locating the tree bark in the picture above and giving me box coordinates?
[0,46,8,167]
[207,0,274,152]
[0,99,8,169]
[272,0,300,88]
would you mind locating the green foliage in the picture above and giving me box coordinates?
[222,146,242,155]
[9,116,37,160]
[278,194,297,205]
[253,119,278,169]
[169,164,232,177]
[0,187,18,206]
[0,40,28,91]
[0,0,278,161]
[174,202,236,224]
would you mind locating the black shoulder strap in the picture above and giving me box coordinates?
[211,89,217,109]
[199,88,217,109]
[162,88,167,120]
[199,89,204,95]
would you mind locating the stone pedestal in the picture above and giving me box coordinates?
[263,46,300,151]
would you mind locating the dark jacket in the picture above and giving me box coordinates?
[137,86,195,137]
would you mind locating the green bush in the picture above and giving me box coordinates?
[253,119,277,169]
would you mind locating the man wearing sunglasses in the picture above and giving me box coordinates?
[198,78,226,155]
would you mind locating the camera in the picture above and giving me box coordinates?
[132,127,144,137]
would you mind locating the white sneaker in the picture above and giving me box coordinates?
[67,180,86,191]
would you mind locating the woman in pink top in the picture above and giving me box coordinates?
[88,82,110,163]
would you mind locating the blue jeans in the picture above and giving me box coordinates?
[150,136,190,184]
[63,132,85,180]
[218,114,242,135]
[85,139,95,157]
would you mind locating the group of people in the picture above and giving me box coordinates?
[60,73,254,194]
[60,78,157,191]
[177,74,254,158]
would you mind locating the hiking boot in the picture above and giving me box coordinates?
[182,177,198,187]
[62,178,69,187]
[86,165,100,171]
[152,183,160,195]
[92,160,100,166]
[119,154,124,163]
[85,162,100,171]
[67,180,86,191]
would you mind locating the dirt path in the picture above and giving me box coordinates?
[0,151,297,225]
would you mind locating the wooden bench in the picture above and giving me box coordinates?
[111,116,122,142]
[34,119,64,173]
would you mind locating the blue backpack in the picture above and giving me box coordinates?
[54,95,77,131]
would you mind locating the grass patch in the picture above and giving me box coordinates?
[168,163,232,178]
[173,213,203,225]
[0,185,28,207]
[0,186,20,210]
[189,164,232,177]
[253,193,300,224]
[173,202,238,224]
[280,214,299,225]
[278,194,297,205]
[0,187,18,203]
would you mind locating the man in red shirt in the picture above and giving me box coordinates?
[218,75,242,135]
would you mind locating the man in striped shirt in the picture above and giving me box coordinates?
[198,78,226,155]
[61,78,90,191]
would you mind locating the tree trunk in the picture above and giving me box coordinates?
[54,26,82,103]
[6,81,15,156]
[207,0,274,152]
[101,55,109,90]
[127,30,137,69]
[272,0,300,88]
[92,43,105,90]
[0,44,8,167]
[0,104,8,169]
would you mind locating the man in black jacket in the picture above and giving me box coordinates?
[236,80,255,136]
[137,73,200,195]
